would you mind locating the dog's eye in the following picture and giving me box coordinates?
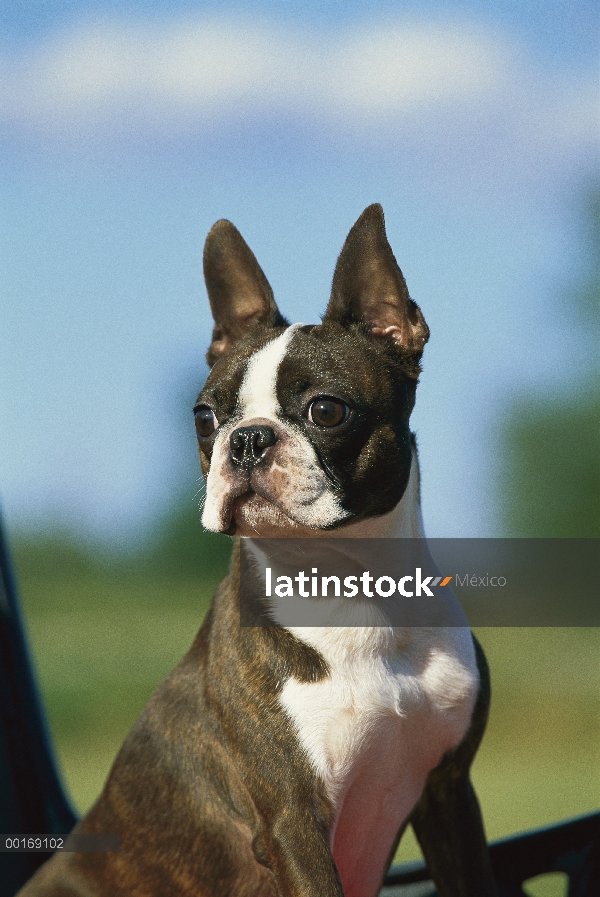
[194,406,218,439]
[308,398,348,428]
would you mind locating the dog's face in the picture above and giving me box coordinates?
[195,205,429,538]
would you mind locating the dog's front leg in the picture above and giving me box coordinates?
[410,769,498,897]
[409,635,498,897]
[264,808,344,897]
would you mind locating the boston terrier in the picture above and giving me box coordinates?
[18,205,497,897]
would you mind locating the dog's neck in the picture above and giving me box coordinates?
[242,448,427,631]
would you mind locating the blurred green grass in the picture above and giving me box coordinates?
[12,539,600,897]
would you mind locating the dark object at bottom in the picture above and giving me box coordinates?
[0,517,77,897]
[383,810,600,896]
[0,512,597,896]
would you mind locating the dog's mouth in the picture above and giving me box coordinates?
[226,493,255,535]
[225,491,316,538]
[204,447,352,536]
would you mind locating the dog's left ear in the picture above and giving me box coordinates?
[325,204,429,374]
[203,219,288,366]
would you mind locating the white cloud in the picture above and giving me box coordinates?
[327,23,508,116]
[0,18,512,125]
[0,14,596,166]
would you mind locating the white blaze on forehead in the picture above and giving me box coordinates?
[238,323,304,420]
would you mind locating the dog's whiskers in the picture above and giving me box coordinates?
[194,480,207,516]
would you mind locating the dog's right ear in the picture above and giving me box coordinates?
[203,220,288,366]
[325,204,429,377]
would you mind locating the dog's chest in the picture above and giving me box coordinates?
[279,626,478,897]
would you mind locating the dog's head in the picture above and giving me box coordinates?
[195,204,429,537]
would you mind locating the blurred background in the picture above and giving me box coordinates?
[1,2,598,895]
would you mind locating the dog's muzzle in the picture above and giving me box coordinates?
[229,425,277,470]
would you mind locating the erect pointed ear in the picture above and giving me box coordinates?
[325,204,429,375]
[203,220,288,366]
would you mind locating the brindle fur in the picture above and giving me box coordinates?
[17,548,492,897]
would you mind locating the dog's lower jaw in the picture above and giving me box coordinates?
[222,490,355,537]
[230,493,288,536]
[230,493,323,537]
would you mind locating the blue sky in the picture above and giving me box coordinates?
[1,1,597,543]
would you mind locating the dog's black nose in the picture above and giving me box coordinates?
[230,425,277,469]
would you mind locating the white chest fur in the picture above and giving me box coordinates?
[279,624,479,897]
[280,624,478,809]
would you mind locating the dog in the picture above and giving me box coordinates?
[18,205,497,897]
